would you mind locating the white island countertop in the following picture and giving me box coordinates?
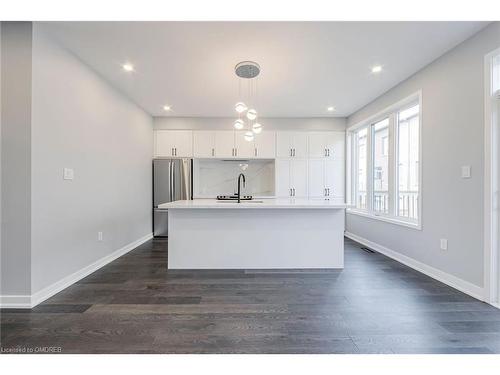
[158,198,350,210]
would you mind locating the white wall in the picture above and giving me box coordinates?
[154,116,346,131]
[29,25,153,295]
[346,22,500,290]
[1,22,33,297]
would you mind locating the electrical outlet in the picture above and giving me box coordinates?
[440,238,448,250]
[63,168,74,180]
[98,232,103,241]
[461,166,471,179]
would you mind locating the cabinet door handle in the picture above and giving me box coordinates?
[175,148,177,156]
[289,188,292,196]
[235,148,237,157]
[212,148,215,157]
[290,148,293,157]
[327,149,330,157]
[293,188,296,196]
[232,148,234,157]
[327,188,330,196]
[255,148,257,157]
[171,148,174,156]
[325,149,327,157]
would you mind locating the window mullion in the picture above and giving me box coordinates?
[346,133,353,206]
[388,113,396,216]
[366,125,374,213]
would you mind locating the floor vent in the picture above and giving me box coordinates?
[361,247,376,254]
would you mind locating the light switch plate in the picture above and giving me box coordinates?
[440,238,448,250]
[63,168,74,180]
[461,165,471,179]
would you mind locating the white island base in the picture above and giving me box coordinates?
[161,199,346,269]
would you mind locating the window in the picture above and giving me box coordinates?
[397,104,420,221]
[372,118,389,215]
[493,54,500,94]
[348,92,421,228]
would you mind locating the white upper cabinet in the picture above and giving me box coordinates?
[325,132,345,160]
[155,130,193,157]
[234,131,255,158]
[276,132,308,158]
[193,131,216,158]
[254,131,276,158]
[155,131,176,157]
[308,131,345,160]
[214,131,235,158]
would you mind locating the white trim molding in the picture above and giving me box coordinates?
[0,233,153,309]
[0,295,32,309]
[347,209,422,230]
[484,46,500,307]
[345,231,485,301]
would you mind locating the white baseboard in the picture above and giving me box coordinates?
[345,231,485,301]
[0,233,153,309]
[0,294,32,308]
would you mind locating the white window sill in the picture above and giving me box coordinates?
[346,208,422,230]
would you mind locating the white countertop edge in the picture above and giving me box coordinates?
[158,198,351,210]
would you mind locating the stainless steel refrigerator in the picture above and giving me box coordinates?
[153,158,193,237]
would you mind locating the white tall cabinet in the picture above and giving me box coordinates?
[308,160,344,198]
[276,159,308,197]
[307,131,345,199]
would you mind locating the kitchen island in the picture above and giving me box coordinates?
[158,199,348,269]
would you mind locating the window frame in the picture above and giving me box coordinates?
[347,91,422,230]
[348,125,371,212]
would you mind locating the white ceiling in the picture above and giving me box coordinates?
[39,21,488,118]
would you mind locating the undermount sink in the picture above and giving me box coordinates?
[216,200,264,203]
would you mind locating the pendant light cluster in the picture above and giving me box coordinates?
[233,61,263,141]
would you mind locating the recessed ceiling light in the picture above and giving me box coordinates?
[122,63,134,72]
[163,105,172,112]
[371,65,383,74]
[327,106,336,112]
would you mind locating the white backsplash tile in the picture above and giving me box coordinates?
[193,159,275,197]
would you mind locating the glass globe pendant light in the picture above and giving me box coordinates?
[234,61,263,137]
[233,119,244,130]
[252,123,262,134]
[244,131,254,142]
[235,102,247,114]
[246,109,257,121]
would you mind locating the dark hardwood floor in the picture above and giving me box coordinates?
[2,237,500,354]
